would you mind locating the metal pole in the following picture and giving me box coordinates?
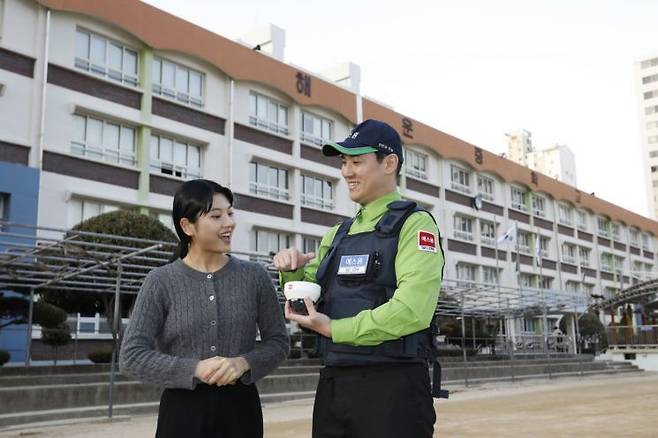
[461,292,468,387]
[24,287,36,369]
[472,317,476,350]
[73,313,79,365]
[108,261,122,419]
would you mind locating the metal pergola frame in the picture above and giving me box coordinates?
[1,220,596,411]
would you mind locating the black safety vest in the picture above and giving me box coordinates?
[316,200,440,364]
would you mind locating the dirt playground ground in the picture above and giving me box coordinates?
[1,372,656,437]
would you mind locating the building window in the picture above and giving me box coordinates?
[611,223,622,241]
[450,165,471,194]
[642,233,651,250]
[251,229,291,260]
[582,283,594,296]
[537,235,550,258]
[600,253,613,272]
[576,210,588,231]
[405,149,428,180]
[152,57,203,107]
[520,273,534,288]
[72,114,136,166]
[68,198,119,227]
[579,247,590,267]
[644,90,658,100]
[629,228,640,246]
[614,256,625,274]
[604,287,618,299]
[518,231,531,254]
[539,276,552,290]
[477,175,495,202]
[75,29,138,87]
[480,220,496,247]
[558,204,573,226]
[532,194,546,217]
[643,74,658,85]
[565,281,580,293]
[150,135,201,180]
[510,186,528,212]
[561,243,576,264]
[303,236,320,255]
[597,217,609,237]
[523,318,536,333]
[482,266,498,285]
[301,112,333,147]
[453,215,474,241]
[456,263,477,286]
[641,58,658,69]
[301,174,334,209]
[249,92,289,135]
[249,162,289,200]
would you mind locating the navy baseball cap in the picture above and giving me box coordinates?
[322,119,404,164]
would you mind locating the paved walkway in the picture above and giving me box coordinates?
[1,373,657,437]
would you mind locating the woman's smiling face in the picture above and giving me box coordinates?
[187,193,235,254]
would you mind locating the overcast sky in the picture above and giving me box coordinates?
[145,0,658,218]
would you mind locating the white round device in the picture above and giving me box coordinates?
[283,281,321,302]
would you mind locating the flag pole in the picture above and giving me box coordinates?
[494,213,500,287]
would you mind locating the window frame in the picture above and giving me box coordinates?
[510,186,528,212]
[405,148,429,180]
[450,165,472,194]
[300,111,333,147]
[249,161,290,201]
[453,215,474,242]
[249,91,289,136]
[300,174,334,209]
[72,114,137,166]
[150,134,202,180]
[477,174,495,202]
[74,28,139,87]
[152,56,204,107]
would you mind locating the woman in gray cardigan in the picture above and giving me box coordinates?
[120,179,289,438]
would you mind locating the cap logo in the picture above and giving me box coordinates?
[350,131,360,140]
[378,143,394,154]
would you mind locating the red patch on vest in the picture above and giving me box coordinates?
[418,231,437,253]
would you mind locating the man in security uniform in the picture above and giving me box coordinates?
[274,119,446,438]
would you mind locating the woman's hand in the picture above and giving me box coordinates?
[208,357,250,386]
[285,297,332,338]
[195,356,250,386]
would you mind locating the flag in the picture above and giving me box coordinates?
[497,224,517,246]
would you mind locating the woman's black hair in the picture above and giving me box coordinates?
[169,179,234,262]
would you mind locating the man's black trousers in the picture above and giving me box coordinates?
[312,362,436,438]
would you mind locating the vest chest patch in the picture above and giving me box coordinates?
[418,230,437,253]
[337,254,370,275]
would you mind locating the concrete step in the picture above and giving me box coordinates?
[0,371,322,415]
[0,391,317,429]
[0,365,322,387]
[444,365,643,385]
[439,362,608,381]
